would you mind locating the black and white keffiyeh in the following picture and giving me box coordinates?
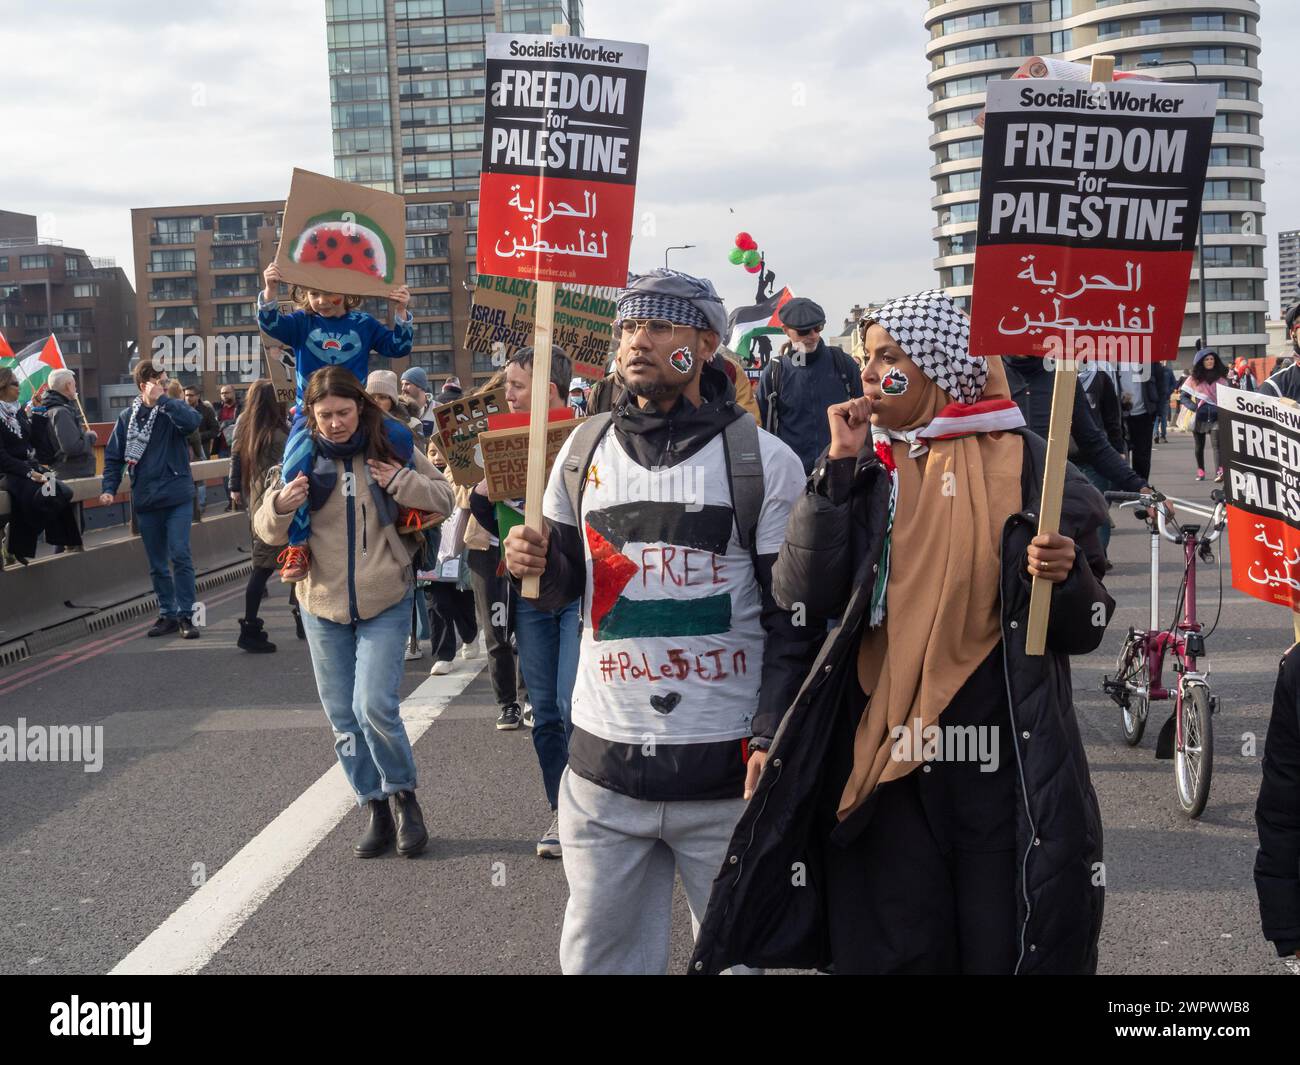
[0,400,22,439]
[615,268,728,337]
[863,289,987,405]
[124,397,162,469]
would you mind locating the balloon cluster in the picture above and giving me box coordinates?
[727,232,763,274]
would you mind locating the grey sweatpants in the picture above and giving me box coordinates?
[558,767,756,975]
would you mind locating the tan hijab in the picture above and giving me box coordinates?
[838,356,1024,820]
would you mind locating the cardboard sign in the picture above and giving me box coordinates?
[480,416,580,502]
[274,168,406,300]
[464,272,618,380]
[262,342,296,411]
[968,79,1217,363]
[477,34,648,287]
[432,385,507,486]
[1216,384,1300,614]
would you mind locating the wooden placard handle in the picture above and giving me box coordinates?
[1024,54,1114,655]
[519,21,570,600]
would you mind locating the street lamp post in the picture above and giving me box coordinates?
[1138,59,1208,352]
[664,244,695,269]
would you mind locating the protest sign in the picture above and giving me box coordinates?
[477,33,648,287]
[968,77,1216,364]
[479,415,580,502]
[431,385,507,486]
[1216,384,1300,615]
[463,273,618,380]
[274,168,405,300]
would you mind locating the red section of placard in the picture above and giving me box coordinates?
[969,244,1190,362]
[478,172,634,288]
[1227,507,1300,614]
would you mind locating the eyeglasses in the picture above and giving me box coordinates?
[795,326,820,337]
[616,317,680,339]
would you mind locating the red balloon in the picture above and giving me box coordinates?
[744,262,762,273]
[735,232,757,251]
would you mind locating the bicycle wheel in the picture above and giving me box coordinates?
[1113,633,1148,746]
[1174,683,1214,819]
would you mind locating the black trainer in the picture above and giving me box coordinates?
[147,616,179,638]
[178,618,201,640]
[354,798,395,858]
[392,790,428,857]
[496,702,522,730]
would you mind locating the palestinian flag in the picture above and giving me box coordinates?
[585,501,734,642]
[726,286,793,376]
[0,335,66,405]
[0,331,12,362]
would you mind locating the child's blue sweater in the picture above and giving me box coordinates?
[257,295,414,407]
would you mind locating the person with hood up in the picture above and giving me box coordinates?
[1180,348,1228,481]
[691,290,1113,976]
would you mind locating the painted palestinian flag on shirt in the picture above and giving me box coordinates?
[726,286,793,377]
[0,335,66,405]
[584,501,734,641]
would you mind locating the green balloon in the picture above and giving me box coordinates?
[743,249,760,267]
[728,247,745,265]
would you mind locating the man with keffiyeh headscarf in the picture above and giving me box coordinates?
[691,290,1114,976]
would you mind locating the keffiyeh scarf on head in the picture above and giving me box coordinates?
[124,397,163,469]
[841,290,1026,820]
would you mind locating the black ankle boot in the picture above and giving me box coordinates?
[353,798,395,858]
[237,618,277,653]
[292,607,305,640]
[392,790,428,857]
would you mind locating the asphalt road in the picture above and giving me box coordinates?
[0,428,1292,975]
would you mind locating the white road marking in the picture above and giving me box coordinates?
[109,664,484,975]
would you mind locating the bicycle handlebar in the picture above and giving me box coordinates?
[1104,489,1225,545]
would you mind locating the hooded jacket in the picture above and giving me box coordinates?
[526,361,822,801]
[690,430,1112,975]
[101,396,204,512]
[42,389,98,479]
[253,444,453,624]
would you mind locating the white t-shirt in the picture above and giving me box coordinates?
[543,423,805,746]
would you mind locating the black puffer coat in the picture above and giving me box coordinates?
[690,429,1113,975]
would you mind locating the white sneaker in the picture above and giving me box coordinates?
[429,659,453,676]
[537,813,561,859]
[522,703,534,728]
[404,640,423,661]
[460,642,479,660]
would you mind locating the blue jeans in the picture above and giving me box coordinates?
[1153,406,1167,439]
[301,591,419,804]
[413,589,431,642]
[515,597,580,810]
[1077,464,1112,552]
[136,501,195,619]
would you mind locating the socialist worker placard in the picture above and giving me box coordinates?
[477,34,648,287]
[968,78,1217,363]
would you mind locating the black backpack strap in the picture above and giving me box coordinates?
[560,412,614,525]
[722,414,765,553]
[765,356,782,436]
[830,345,856,399]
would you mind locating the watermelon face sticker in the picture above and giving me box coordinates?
[880,369,909,396]
[669,347,694,375]
[289,210,396,285]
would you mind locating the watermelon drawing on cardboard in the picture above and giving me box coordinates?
[289,210,395,284]
[273,168,406,300]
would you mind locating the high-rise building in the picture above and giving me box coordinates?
[924,0,1266,362]
[130,202,291,403]
[1278,229,1300,316]
[326,0,584,388]
[0,210,136,420]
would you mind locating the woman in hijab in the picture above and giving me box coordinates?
[691,291,1114,975]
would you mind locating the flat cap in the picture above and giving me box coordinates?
[777,297,826,329]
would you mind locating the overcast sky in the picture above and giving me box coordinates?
[1,0,1294,326]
